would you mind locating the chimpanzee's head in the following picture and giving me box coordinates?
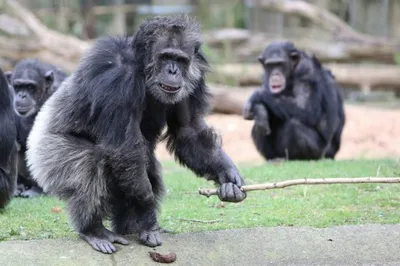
[6,59,54,117]
[258,41,300,94]
[134,15,209,104]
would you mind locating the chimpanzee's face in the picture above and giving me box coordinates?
[258,41,300,94]
[10,69,53,117]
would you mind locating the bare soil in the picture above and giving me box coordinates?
[156,104,400,163]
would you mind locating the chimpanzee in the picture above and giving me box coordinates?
[26,15,247,254]
[243,41,345,161]
[0,67,18,208]
[6,59,67,198]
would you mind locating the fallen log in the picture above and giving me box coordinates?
[198,177,400,197]
[213,63,400,91]
[208,86,244,116]
[0,0,90,72]
[233,36,397,64]
[0,0,398,74]
[203,28,251,47]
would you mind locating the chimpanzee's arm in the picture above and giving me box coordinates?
[256,92,291,121]
[253,104,271,136]
[279,99,319,126]
[256,90,320,127]
[165,99,246,203]
[243,89,262,120]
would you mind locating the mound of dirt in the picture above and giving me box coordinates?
[156,104,400,163]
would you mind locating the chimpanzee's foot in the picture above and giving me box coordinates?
[80,227,129,254]
[139,225,162,247]
[20,185,44,198]
[14,184,27,197]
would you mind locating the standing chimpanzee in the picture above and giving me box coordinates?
[6,59,67,198]
[0,67,18,208]
[26,15,247,254]
[244,41,345,161]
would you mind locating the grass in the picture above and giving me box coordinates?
[0,159,399,241]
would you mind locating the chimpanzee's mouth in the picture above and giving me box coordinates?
[16,107,32,117]
[159,83,181,93]
[270,84,283,93]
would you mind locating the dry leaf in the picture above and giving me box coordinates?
[51,207,62,213]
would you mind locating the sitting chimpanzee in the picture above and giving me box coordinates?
[244,41,345,161]
[0,68,18,208]
[5,59,67,198]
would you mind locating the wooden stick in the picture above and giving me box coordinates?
[198,177,400,197]
[177,218,222,224]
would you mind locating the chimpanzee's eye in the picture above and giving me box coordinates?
[176,56,189,65]
[194,44,201,54]
[27,85,35,92]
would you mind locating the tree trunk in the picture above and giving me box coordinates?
[80,0,97,39]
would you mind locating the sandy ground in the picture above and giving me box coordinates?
[156,103,400,163]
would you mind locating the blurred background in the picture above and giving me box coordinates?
[1,0,400,162]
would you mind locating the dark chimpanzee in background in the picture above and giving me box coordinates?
[244,41,345,161]
[6,59,67,198]
[0,67,18,208]
[26,15,247,254]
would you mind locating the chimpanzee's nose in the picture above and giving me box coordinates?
[18,91,26,99]
[168,63,178,75]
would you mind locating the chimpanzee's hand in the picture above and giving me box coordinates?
[217,168,247,202]
[243,99,254,120]
[254,120,271,135]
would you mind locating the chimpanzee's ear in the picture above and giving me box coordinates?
[44,70,54,89]
[4,71,12,84]
[290,50,300,68]
[257,55,264,65]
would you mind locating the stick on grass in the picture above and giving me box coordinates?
[198,177,400,197]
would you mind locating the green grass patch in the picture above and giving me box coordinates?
[394,53,400,65]
[0,159,399,241]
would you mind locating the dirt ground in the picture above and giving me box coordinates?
[156,93,400,163]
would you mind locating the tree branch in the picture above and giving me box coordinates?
[257,0,389,45]
[198,177,400,197]
[177,218,222,224]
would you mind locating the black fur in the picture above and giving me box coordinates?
[244,41,345,160]
[7,58,67,198]
[0,67,18,208]
[27,15,246,254]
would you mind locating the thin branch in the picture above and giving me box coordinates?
[198,177,400,197]
[177,218,222,224]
